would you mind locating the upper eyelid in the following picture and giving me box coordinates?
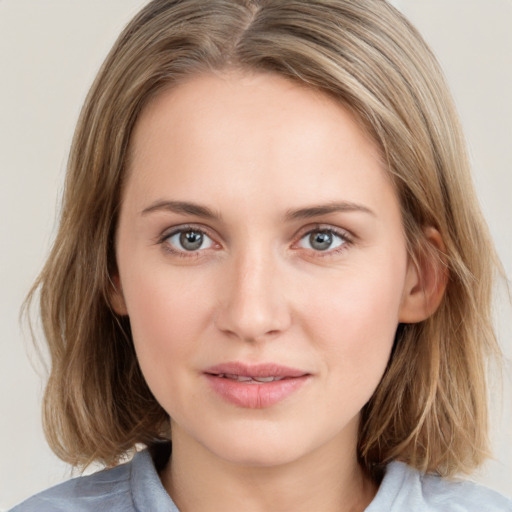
[294,223,354,242]
[159,223,218,242]
[159,223,352,236]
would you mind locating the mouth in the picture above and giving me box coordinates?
[205,362,309,378]
[204,362,310,408]
[208,374,289,383]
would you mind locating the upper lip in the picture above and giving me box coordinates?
[204,362,309,379]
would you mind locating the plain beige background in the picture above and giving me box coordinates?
[1,0,511,509]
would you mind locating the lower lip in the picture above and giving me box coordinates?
[205,374,309,409]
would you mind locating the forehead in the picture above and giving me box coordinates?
[125,71,396,219]
[131,70,381,161]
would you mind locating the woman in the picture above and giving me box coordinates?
[12,0,511,510]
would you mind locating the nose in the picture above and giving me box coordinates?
[214,249,292,342]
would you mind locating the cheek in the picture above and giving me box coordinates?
[121,265,214,392]
[301,257,407,386]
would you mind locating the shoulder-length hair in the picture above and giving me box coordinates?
[26,0,502,476]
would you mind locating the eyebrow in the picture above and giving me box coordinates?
[285,201,375,221]
[141,200,220,219]
[141,199,375,221]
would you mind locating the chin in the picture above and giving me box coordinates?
[196,420,326,469]
[213,441,304,468]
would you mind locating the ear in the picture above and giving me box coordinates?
[399,227,448,324]
[109,273,128,316]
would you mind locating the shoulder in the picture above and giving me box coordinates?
[10,453,137,512]
[10,449,177,512]
[367,461,512,512]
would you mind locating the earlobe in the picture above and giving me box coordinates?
[398,227,448,324]
[109,274,128,316]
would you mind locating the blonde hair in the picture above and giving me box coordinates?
[26,0,503,477]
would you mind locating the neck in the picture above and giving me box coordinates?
[160,424,377,512]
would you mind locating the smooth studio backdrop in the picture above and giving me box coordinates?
[1,1,511,509]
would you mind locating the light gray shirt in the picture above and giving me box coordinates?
[10,449,512,511]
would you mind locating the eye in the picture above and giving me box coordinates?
[165,228,214,252]
[297,228,348,252]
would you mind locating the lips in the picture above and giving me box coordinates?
[204,362,310,409]
[215,374,286,383]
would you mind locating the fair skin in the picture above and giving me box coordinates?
[112,71,444,512]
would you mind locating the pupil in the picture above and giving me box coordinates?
[180,231,203,251]
[310,231,332,251]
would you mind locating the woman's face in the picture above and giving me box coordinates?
[114,71,419,467]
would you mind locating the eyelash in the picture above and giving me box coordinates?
[157,224,218,258]
[157,224,354,258]
[294,225,353,257]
